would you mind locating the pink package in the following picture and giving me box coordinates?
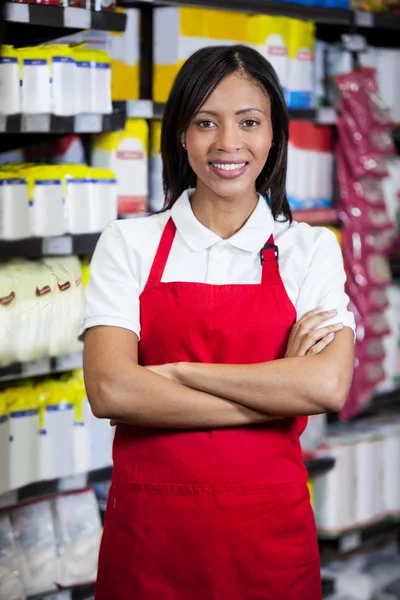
[358,67,395,130]
[337,150,386,207]
[342,233,392,290]
[338,197,394,233]
[337,114,389,179]
[342,356,384,419]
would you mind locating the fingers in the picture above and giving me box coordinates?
[307,332,335,356]
[296,309,338,331]
[295,322,344,357]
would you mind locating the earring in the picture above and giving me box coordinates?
[182,142,186,149]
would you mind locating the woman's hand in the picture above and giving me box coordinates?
[285,307,344,358]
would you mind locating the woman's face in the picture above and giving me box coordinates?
[184,73,273,201]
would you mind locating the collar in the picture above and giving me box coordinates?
[170,189,275,253]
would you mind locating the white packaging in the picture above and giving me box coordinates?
[0,177,30,241]
[0,513,25,600]
[10,261,54,363]
[0,52,21,116]
[381,422,400,515]
[84,399,113,471]
[93,60,112,114]
[75,60,93,114]
[7,403,38,491]
[0,265,17,368]
[20,52,51,115]
[54,490,101,587]
[314,435,356,533]
[354,429,384,525]
[0,408,10,496]
[42,257,83,358]
[92,118,148,215]
[300,413,327,452]
[149,120,164,213]
[51,50,78,117]
[10,500,59,596]
[63,168,93,235]
[44,403,75,480]
[26,171,65,238]
[90,169,118,231]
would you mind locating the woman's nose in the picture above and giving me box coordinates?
[216,125,242,152]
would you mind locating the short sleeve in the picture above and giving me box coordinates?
[78,222,140,340]
[295,228,355,334]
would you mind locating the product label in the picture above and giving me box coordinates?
[46,404,74,412]
[0,57,18,64]
[23,59,48,66]
[95,62,111,69]
[267,46,287,57]
[76,61,91,69]
[0,179,26,185]
[116,150,144,160]
[296,50,312,62]
[10,410,39,419]
[53,57,75,64]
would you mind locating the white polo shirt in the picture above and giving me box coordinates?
[79,190,355,340]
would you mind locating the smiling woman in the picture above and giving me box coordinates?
[82,45,355,600]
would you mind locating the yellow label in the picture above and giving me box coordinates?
[151,121,162,156]
[111,61,139,101]
[153,62,184,104]
[288,19,315,60]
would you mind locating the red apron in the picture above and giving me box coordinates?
[96,216,321,600]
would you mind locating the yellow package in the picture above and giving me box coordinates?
[92,118,148,214]
[287,19,315,109]
[149,120,164,213]
[109,8,140,100]
[247,16,290,102]
[153,6,249,103]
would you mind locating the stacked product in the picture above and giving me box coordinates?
[0,371,113,495]
[0,257,84,366]
[0,45,112,118]
[50,8,141,102]
[287,121,334,210]
[314,416,400,534]
[0,489,101,599]
[0,163,117,240]
[153,8,316,109]
[92,118,148,214]
[335,67,399,419]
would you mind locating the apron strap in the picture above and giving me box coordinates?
[260,234,281,285]
[147,217,177,285]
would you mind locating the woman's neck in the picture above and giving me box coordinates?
[190,186,259,240]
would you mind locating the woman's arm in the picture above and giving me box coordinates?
[164,327,354,416]
[84,326,279,428]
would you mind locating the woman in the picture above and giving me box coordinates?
[81,45,354,599]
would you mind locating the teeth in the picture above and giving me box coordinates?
[211,162,246,171]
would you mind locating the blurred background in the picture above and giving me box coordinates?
[1,0,400,598]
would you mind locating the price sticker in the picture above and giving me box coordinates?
[316,108,337,125]
[64,7,91,29]
[127,100,154,119]
[6,2,29,22]
[56,352,83,371]
[340,531,361,553]
[42,236,73,256]
[74,114,102,133]
[59,473,87,492]
[342,34,368,53]
[21,114,51,133]
[354,11,374,28]
[23,358,51,377]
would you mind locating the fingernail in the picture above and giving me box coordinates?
[328,332,335,339]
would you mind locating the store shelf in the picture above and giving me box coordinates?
[124,0,352,25]
[28,582,95,600]
[4,2,126,32]
[0,106,126,135]
[0,466,113,511]
[319,517,400,553]
[393,125,400,143]
[130,101,337,124]
[0,233,100,260]
[293,208,338,225]
[304,456,335,478]
[322,577,335,598]
[0,352,83,383]
[361,388,400,417]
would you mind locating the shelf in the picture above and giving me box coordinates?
[0,233,100,260]
[304,456,335,478]
[0,352,83,383]
[360,388,400,418]
[293,208,338,225]
[0,466,113,510]
[5,2,126,32]
[319,516,400,553]
[28,582,95,600]
[131,101,337,125]
[0,106,126,135]
[322,577,335,598]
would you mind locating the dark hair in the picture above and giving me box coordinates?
[160,44,292,222]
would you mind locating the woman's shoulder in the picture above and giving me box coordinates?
[274,217,339,252]
[104,210,171,252]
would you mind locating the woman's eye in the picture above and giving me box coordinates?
[242,119,259,127]
[197,120,216,129]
